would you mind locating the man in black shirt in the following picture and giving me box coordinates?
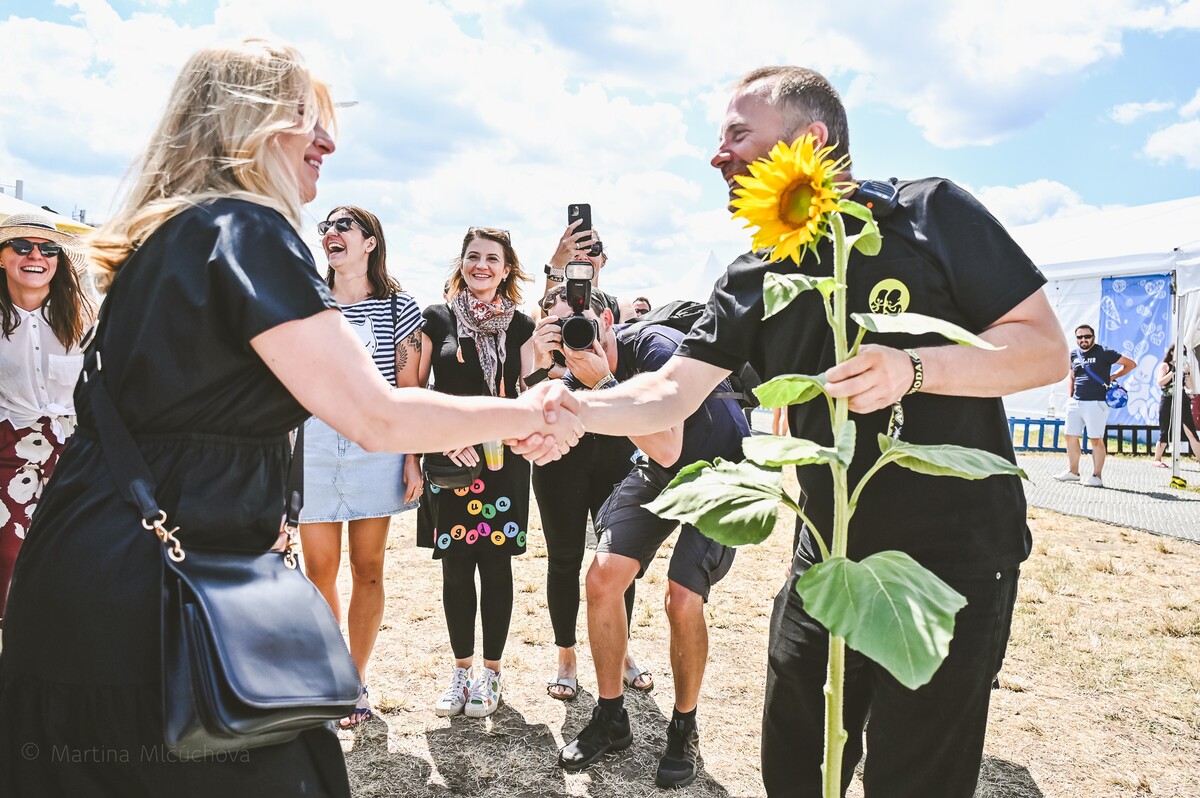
[542,291,750,788]
[547,66,1066,797]
[1054,323,1135,487]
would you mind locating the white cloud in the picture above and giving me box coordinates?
[1181,88,1200,118]
[1109,100,1174,124]
[972,180,1103,227]
[1144,119,1200,168]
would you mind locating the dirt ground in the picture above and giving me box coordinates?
[335,480,1200,797]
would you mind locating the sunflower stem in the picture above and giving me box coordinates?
[820,208,852,798]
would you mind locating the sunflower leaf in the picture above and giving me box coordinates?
[836,421,857,467]
[837,200,883,256]
[744,435,841,468]
[852,312,1001,349]
[754,374,828,408]
[795,551,967,689]
[645,458,784,546]
[764,273,841,319]
[877,434,1028,480]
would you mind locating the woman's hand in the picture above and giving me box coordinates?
[547,220,592,270]
[444,446,480,468]
[403,455,424,502]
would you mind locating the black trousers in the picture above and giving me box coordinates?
[532,433,637,648]
[761,559,1020,798]
[441,553,513,662]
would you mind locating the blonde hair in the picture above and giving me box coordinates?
[90,38,335,289]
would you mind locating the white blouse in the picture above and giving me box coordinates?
[0,305,83,438]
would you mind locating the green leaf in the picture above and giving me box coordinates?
[852,312,1001,349]
[837,199,882,255]
[835,421,857,467]
[645,458,785,546]
[877,434,1028,480]
[744,435,840,468]
[754,374,828,408]
[763,273,843,319]
[796,551,967,690]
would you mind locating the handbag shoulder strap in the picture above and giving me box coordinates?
[1076,350,1111,386]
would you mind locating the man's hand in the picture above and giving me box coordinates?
[824,344,915,414]
[547,220,593,270]
[530,314,564,371]
[562,338,611,388]
[507,382,584,464]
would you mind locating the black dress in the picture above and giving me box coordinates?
[416,303,532,558]
[0,200,350,797]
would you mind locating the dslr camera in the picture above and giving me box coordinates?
[552,259,599,364]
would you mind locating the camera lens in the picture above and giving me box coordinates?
[561,315,597,351]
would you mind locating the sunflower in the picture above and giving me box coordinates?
[731,134,851,264]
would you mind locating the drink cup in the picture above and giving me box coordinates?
[482,440,505,471]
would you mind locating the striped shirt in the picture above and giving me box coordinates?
[340,292,424,385]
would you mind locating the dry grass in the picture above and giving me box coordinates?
[330,483,1200,797]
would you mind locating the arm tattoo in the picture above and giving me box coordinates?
[395,330,422,373]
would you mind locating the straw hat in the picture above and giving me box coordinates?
[0,211,80,247]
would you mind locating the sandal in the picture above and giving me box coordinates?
[546,675,579,702]
[1151,461,1168,468]
[339,685,374,728]
[623,662,654,692]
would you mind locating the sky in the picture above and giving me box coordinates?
[2,0,1199,309]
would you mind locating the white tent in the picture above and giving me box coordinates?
[1004,196,1200,477]
[1004,195,1200,419]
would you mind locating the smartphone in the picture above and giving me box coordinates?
[568,203,593,246]
[568,203,602,256]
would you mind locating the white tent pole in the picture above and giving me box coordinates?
[1170,272,1186,480]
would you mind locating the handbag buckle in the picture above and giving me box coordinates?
[144,511,185,562]
[281,522,300,570]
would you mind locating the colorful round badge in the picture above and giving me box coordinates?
[437,533,451,549]
[481,503,496,519]
[467,499,483,516]
[450,524,467,540]
[454,487,470,497]
[503,521,520,538]
[469,479,485,494]
[491,530,506,546]
[516,530,526,547]
[466,529,479,545]
[429,484,441,494]
[495,496,511,512]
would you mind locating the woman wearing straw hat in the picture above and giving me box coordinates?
[0,212,95,626]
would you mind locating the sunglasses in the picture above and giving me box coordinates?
[4,238,62,258]
[467,226,511,241]
[1076,334,1094,340]
[317,217,371,236]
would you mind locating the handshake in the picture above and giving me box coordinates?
[505,382,585,465]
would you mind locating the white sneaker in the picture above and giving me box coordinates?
[1052,470,1080,482]
[434,667,472,717]
[1082,475,1103,487]
[464,666,502,718]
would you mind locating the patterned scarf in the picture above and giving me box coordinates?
[450,290,516,397]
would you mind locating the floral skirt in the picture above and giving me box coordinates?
[1,417,67,621]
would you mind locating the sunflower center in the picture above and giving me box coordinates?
[779,182,817,227]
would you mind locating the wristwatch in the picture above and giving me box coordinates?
[524,366,553,386]
[544,264,564,283]
[591,372,619,390]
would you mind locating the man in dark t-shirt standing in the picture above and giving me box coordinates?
[1054,323,1135,487]
[546,66,1067,797]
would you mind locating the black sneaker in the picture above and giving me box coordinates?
[558,706,633,772]
[655,718,700,788]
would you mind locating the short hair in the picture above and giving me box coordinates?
[540,285,608,316]
[735,66,850,162]
[1075,324,1096,335]
[447,227,530,304]
[324,205,401,299]
[633,296,651,309]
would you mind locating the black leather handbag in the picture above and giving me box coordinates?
[86,360,360,754]
[422,447,484,489]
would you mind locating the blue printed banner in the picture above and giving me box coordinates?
[1098,273,1171,426]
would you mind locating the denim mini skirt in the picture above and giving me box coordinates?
[301,417,417,522]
